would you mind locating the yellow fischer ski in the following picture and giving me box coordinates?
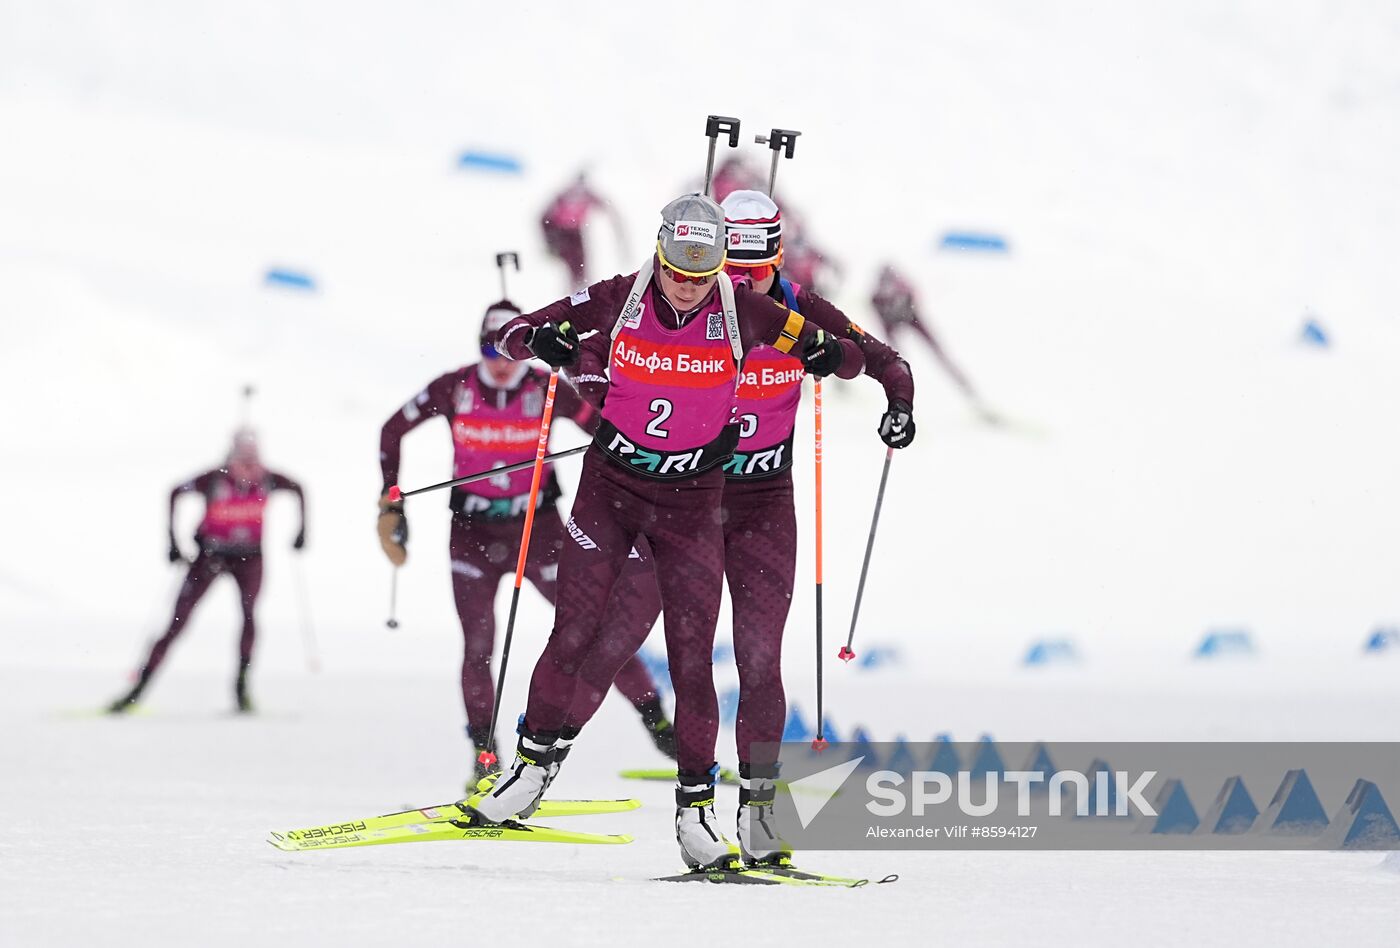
[269,817,632,852]
[274,796,639,842]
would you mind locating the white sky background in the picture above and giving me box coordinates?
[0,1,1398,682]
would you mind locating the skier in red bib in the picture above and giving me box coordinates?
[468,192,865,869]
[377,301,674,784]
[108,429,305,714]
[556,189,915,865]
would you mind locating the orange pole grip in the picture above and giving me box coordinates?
[512,372,560,589]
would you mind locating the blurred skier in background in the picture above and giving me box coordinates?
[108,429,305,715]
[377,299,674,786]
[539,172,627,291]
[871,263,997,421]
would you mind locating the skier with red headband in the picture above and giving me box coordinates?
[108,429,305,714]
[555,188,915,867]
[377,300,675,785]
[466,192,866,870]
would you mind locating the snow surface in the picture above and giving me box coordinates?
[3,1,1400,945]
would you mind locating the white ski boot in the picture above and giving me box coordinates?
[467,729,557,824]
[675,771,739,870]
[737,762,788,865]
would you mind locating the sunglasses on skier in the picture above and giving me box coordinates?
[724,263,774,282]
[659,260,717,286]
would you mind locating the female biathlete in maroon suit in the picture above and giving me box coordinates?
[108,429,305,714]
[468,193,864,870]
[377,301,674,783]
[557,190,916,865]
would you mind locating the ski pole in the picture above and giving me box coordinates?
[495,252,519,298]
[291,557,320,672]
[753,126,821,747]
[478,363,563,768]
[702,115,742,197]
[386,445,588,502]
[841,447,895,664]
[812,377,828,751]
[385,567,400,630]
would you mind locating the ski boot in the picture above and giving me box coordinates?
[737,762,789,866]
[638,697,678,760]
[675,768,740,870]
[106,688,143,715]
[466,725,558,824]
[234,665,253,714]
[532,727,579,808]
[106,671,150,715]
[649,721,678,759]
[466,728,575,817]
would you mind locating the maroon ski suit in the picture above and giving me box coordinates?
[135,468,304,688]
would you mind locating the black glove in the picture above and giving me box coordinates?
[879,400,916,448]
[167,536,184,563]
[800,329,844,378]
[526,321,580,368]
[293,528,306,551]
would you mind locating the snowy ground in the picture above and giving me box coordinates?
[5,668,1400,948]
[3,1,1400,945]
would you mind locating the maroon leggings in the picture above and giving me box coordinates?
[137,548,263,682]
[450,505,660,745]
[564,471,796,767]
[525,449,727,773]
